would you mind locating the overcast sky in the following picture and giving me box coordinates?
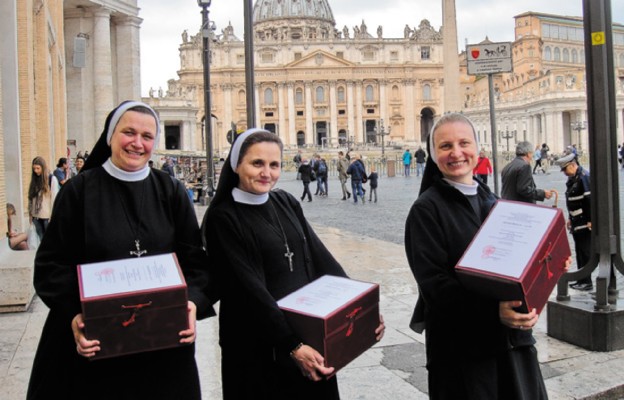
[139,0,624,97]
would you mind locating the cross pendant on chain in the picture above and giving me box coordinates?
[130,240,147,257]
[284,243,294,272]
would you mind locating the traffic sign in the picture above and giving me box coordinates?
[466,42,513,75]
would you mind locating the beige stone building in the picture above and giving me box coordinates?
[461,12,624,156]
[0,0,142,233]
[145,0,456,156]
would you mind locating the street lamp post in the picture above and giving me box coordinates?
[500,129,515,153]
[571,120,587,152]
[376,119,391,158]
[198,0,214,205]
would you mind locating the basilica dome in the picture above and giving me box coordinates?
[253,0,336,40]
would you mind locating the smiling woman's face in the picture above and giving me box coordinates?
[236,142,282,195]
[109,111,157,172]
[433,121,478,185]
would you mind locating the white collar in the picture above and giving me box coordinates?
[232,187,269,205]
[443,178,479,196]
[103,158,150,182]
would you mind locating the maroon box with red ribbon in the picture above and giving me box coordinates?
[77,253,189,360]
[277,275,380,375]
[455,200,571,314]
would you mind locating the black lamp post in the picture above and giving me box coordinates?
[571,120,587,152]
[500,129,515,153]
[198,0,214,204]
[376,119,391,158]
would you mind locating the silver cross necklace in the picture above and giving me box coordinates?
[116,180,148,257]
[269,200,294,272]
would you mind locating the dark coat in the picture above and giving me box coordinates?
[405,177,544,399]
[501,156,546,203]
[298,163,313,183]
[27,167,214,400]
[203,189,346,399]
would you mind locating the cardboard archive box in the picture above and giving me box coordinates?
[277,275,380,376]
[77,253,188,360]
[456,200,571,313]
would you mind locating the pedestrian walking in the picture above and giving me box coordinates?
[347,154,366,204]
[402,149,412,176]
[368,165,379,203]
[298,158,313,202]
[336,151,351,200]
[502,141,553,204]
[414,147,426,177]
[473,150,493,185]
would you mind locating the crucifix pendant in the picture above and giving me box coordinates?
[284,243,294,272]
[130,240,147,257]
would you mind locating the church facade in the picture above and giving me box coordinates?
[145,0,451,156]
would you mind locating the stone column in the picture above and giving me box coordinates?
[355,82,363,142]
[379,79,387,126]
[278,83,287,143]
[305,82,313,144]
[329,80,338,145]
[442,0,461,112]
[254,84,261,128]
[182,120,192,151]
[287,83,296,145]
[223,84,233,151]
[114,15,142,101]
[405,79,416,141]
[92,7,114,130]
[346,81,355,141]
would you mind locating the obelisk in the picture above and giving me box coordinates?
[442,0,462,113]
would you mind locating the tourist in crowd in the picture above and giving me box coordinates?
[336,151,351,200]
[367,165,379,203]
[473,149,493,185]
[402,148,412,176]
[347,153,366,204]
[298,157,314,202]
[6,203,29,250]
[502,141,553,204]
[27,100,215,400]
[414,146,427,177]
[27,156,59,242]
[53,157,71,186]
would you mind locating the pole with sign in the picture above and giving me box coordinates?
[466,41,513,196]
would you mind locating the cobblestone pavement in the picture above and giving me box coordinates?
[3,164,624,399]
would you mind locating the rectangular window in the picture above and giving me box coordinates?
[542,23,551,38]
[338,110,345,115]
[261,52,274,63]
[390,51,399,61]
[265,112,274,117]
[294,52,302,61]
[363,51,376,61]
[297,111,304,116]
[421,46,430,60]
[367,109,375,114]
[336,52,344,59]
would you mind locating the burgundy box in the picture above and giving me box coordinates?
[277,275,380,376]
[456,200,571,314]
[77,253,188,360]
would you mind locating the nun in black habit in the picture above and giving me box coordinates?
[404,113,569,400]
[201,129,384,399]
[27,101,215,400]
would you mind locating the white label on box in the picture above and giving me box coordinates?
[458,201,557,278]
[277,275,375,318]
[79,253,183,298]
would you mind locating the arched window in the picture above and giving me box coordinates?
[572,49,578,64]
[365,85,374,102]
[295,88,304,104]
[316,86,325,103]
[264,88,274,105]
[423,84,431,100]
[337,86,345,103]
[563,48,570,63]
[544,46,552,61]
[554,47,561,61]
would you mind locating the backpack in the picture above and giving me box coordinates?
[318,161,327,174]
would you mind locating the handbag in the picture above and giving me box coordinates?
[27,223,40,250]
[361,174,367,184]
[310,170,316,181]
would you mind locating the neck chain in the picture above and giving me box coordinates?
[116,180,148,257]
[269,200,294,272]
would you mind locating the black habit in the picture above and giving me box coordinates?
[27,167,214,400]
[405,176,547,400]
[203,189,347,400]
